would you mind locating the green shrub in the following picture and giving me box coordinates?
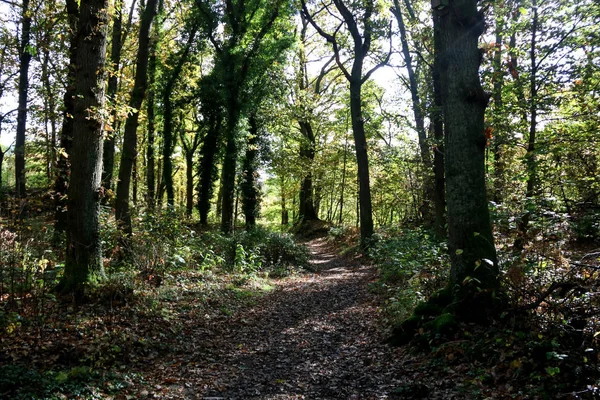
[372,227,450,324]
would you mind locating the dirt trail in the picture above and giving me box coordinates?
[142,238,456,399]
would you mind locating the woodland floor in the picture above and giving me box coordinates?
[4,236,564,399]
[118,238,465,399]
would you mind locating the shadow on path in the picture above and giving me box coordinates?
[138,238,461,399]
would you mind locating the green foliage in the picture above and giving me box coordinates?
[371,227,449,325]
[0,364,97,399]
[372,227,449,287]
[230,227,309,276]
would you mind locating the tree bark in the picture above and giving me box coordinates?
[197,112,222,225]
[241,114,261,230]
[437,0,499,315]
[146,38,157,210]
[280,175,288,225]
[302,0,384,249]
[161,26,197,209]
[432,10,446,238]
[101,0,124,194]
[492,4,506,204]
[57,0,110,294]
[298,121,318,220]
[392,0,434,224]
[349,78,374,247]
[15,0,32,198]
[41,44,57,182]
[53,0,79,241]
[115,0,158,234]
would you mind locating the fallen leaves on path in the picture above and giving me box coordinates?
[2,238,469,399]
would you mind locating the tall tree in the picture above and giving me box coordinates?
[145,1,161,210]
[302,0,391,249]
[15,0,32,197]
[56,0,110,294]
[195,0,293,233]
[101,0,126,194]
[436,0,499,315]
[196,74,224,225]
[294,14,334,222]
[241,112,261,229]
[52,0,79,241]
[180,112,202,216]
[160,23,198,209]
[391,0,433,223]
[115,0,159,234]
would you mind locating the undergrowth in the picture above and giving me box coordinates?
[0,204,309,399]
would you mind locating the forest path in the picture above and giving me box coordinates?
[140,238,454,399]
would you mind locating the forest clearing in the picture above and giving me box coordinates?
[1,0,599,398]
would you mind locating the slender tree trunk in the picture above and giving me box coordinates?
[350,79,374,247]
[492,6,505,204]
[525,0,538,200]
[515,0,538,248]
[220,73,241,233]
[197,114,222,225]
[132,154,138,205]
[101,0,124,194]
[437,0,499,316]
[432,11,446,238]
[338,137,347,225]
[216,181,223,220]
[146,44,157,210]
[298,121,318,220]
[185,152,194,216]
[57,0,110,294]
[115,0,158,234]
[392,0,434,223]
[280,175,288,225]
[41,46,57,183]
[160,26,197,209]
[15,0,32,198]
[241,115,260,230]
[53,0,79,241]
[161,91,176,208]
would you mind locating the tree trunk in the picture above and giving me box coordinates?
[57,0,110,295]
[280,175,288,225]
[437,0,499,316]
[115,0,158,234]
[241,114,260,230]
[146,40,157,210]
[298,121,318,220]
[338,137,347,225]
[185,152,194,216]
[220,74,241,233]
[53,0,79,241]
[524,0,539,208]
[161,90,176,209]
[101,0,124,194]
[392,0,434,224]
[349,79,374,248]
[197,113,222,225]
[160,26,197,210]
[15,0,32,198]
[41,44,57,183]
[220,121,238,233]
[492,5,506,204]
[432,10,446,238]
